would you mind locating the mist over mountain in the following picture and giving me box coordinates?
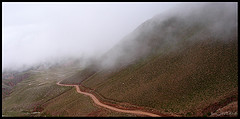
[2,2,237,117]
[93,2,237,70]
[3,3,236,73]
[73,2,237,116]
[2,2,180,72]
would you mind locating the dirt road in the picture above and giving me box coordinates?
[56,81,161,117]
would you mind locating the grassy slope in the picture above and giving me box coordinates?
[42,87,137,117]
[2,72,30,98]
[81,38,238,116]
[2,67,75,117]
[2,66,137,117]
[60,13,237,116]
[60,67,97,85]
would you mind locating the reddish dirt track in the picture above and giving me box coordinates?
[56,81,161,117]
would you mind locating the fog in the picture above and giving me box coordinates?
[96,2,237,70]
[2,2,237,72]
[2,2,180,72]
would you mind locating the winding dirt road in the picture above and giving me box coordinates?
[56,81,160,117]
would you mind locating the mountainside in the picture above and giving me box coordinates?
[2,71,30,98]
[62,3,238,117]
[2,63,137,117]
[2,3,237,117]
[96,3,237,70]
[81,38,237,116]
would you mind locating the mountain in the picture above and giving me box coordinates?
[62,3,238,116]
[2,3,237,117]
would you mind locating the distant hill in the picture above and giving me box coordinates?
[2,72,30,98]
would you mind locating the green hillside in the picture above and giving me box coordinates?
[2,66,137,117]
[3,3,237,117]
[41,87,137,117]
[81,38,238,116]
[2,67,75,117]
[61,3,238,117]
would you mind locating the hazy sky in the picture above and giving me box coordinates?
[2,2,181,71]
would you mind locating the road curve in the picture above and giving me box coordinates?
[56,81,161,117]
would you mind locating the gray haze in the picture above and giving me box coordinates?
[2,2,180,71]
[96,2,237,70]
[2,2,237,72]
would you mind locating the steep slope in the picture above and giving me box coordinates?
[96,3,237,70]
[60,67,97,85]
[81,38,238,116]
[61,3,238,117]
